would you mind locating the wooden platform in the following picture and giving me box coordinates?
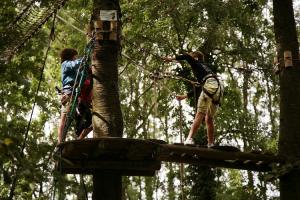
[158,144,284,171]
[55,137,286,176]
[55,137,162,176]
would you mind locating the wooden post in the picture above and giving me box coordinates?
[93,172,122,199]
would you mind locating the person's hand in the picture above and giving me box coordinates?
[176,95,187,101]
[162,57,174,62]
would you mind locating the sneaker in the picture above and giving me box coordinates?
[184,138,194,145]
[207,143,215,148]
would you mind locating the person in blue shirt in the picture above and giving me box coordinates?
[58,48,82,144]
[164,51,224,147]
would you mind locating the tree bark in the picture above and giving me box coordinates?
[273,1,300,199]
[90,0,123,199]
[93,172,122,200]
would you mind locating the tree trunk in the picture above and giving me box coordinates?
[90,0,123,199]
[273,1,300,199]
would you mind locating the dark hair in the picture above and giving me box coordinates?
[60,48,78,63]
[191,51,204,62]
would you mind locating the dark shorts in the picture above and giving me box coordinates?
[75,102,92,136]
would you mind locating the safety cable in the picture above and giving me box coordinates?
[122,52,202,87]
[55,13,202,88]
[56,14,86,35]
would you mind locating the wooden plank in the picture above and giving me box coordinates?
[158,144,284,164]
[55,138,286,174]
[161,156,272,172]
[59,137,160,160]
[57,160,161,176]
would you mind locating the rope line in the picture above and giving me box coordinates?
[122,52,202,87]
[8,12,57,200]
[1,0,69,62]
[56,14,86,35]
[52,12,202,89]
[81,175,89,200]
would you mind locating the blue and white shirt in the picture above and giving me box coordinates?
[61,59,82,91]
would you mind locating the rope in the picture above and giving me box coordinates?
[56,14,86,35]
[1,0,69,62]
[81,175,89,200]
[8,12,57,200]
[52,178,57,200]
[122,52,202,87]
[8,0,37,28]
[192,84,197,111]
[178,100,185,200]
[122,37,166,61]
[53,11,201,91]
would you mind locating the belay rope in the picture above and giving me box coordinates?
[61,38,95,143]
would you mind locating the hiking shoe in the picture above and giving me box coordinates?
[184,138,194,145]
[207,143,215,148]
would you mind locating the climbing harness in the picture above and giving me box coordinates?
[61,36,95,143]
[201,74,223,106]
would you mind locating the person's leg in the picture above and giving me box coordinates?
[58,112,67,144]
[185,90,208,144]
[205,114,214,145]
[202,77,222,146]
[185,111,205,142]
[58,94,70,144]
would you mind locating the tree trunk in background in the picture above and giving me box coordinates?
[90,0,123,199]
[273,1,300,199]
[241,64,256,198]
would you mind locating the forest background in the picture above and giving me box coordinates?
[0,0,299,199]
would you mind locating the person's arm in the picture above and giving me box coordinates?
[163,53,194,62]
[175,53,194,62]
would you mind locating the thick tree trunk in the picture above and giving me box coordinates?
[90,0,123,199]
[92,43,123,137]
[273,1,300,199]
[93,172,122,199]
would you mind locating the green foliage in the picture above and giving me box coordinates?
[1,0,298,199]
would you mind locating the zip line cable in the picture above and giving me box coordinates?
[56,14,86,35]
[54,13,204,88]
